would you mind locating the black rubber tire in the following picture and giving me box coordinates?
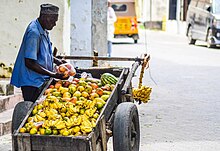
[188,26,196,45]
[134,40,138,44]
[11,101,33,133]
[207,29,216,48]
[113,102,140,151]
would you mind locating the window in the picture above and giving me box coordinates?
[112,4,127,12]
[213,0,220,13]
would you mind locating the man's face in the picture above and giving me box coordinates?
[44,14,58,30]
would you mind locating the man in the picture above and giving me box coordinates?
[11,4,67,102]
[107,0,117,57]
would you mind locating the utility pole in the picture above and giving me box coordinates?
[150,0,152,29]
[176,0,181,34]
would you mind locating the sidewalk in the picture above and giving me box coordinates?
[165,20,186,36]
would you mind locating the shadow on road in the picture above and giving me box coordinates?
[113,42,143,45]
[113,42,134,45]
[194,43,220,50]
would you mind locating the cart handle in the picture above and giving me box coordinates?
[56,55,145,62]
[121,54,150,95]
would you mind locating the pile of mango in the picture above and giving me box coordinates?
[19,76,115,136]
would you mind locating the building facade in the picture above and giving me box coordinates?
[0,0,70,66]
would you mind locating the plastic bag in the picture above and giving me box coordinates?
[56,63,76,78]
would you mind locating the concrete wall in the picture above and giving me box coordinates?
[70,0,107,67]
[136,0,167,22]
[0,0,70,66]
[70,0,92,67]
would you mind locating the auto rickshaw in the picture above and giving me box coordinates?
[111,0,139,43]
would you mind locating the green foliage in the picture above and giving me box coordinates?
[67,0,70,7]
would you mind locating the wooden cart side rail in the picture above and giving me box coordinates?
[87,68,129,149]
[97,68,128,122]
[89,116,107,151]
[14,133,91,151]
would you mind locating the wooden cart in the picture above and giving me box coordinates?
[12,55,149,151]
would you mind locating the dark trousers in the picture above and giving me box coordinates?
[21,86,41,103]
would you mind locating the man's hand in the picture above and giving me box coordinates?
[25,58,69,80]
[51,72,69,80]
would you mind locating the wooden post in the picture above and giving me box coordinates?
[93,50,99,67]
[99,116,107,151]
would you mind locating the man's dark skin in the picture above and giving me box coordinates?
[25,13,67,80]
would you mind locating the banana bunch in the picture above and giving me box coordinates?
[68,105,81,114]
[80,119,93,134]
[42,119,60,129]
[54,120,66,129]
[33,114,44,122]
[133,86,152,103]
[85,100,96,109]
[64,117,74,128]
[85,108,97,117]
[71,115,82,126]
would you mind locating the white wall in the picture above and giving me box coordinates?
[136,0,167,22]
[70,0,107,68]
[0,0,69,66]
[70,0,92,67]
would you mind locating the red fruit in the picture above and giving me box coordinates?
[65,64,72,70]
[49,85,54,88]
[91,83,98,89]
[73,78,80,83]
[96,88,103,96]
[55,83,62,89]
[57,80,63,84]
[70,96,77,104]
[63,71,69,78]
[63,81,71,87]
[69,70,76,76]
[58,65,68,73]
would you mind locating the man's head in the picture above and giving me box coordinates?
[108,0,111,7]
[39,4,59,30]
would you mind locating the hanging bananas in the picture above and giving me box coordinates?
[132,54,152,103]
[133,86,152,103]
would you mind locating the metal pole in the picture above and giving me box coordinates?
[150,0,152,29]
[176,0,181,34]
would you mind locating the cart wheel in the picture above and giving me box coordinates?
[11,101,33,133]
[113,102,140,151]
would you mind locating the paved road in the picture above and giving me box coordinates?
[1,30,220,151]
[110,30,220,151]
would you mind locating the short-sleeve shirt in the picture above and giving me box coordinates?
[10,19,54,88]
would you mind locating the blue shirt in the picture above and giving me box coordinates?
[11,19,54,88]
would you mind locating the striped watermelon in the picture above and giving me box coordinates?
[101,73,118,85]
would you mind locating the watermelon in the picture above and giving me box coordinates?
[101,73,118,85]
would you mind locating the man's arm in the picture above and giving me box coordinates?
[25,58,66,79]
[52,47,67,66]
[53,57,66,66]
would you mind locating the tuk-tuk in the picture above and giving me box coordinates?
[111,0,139,43]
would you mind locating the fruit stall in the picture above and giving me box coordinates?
[12,55,151,151]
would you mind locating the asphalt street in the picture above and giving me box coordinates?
[109,29,220,151]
